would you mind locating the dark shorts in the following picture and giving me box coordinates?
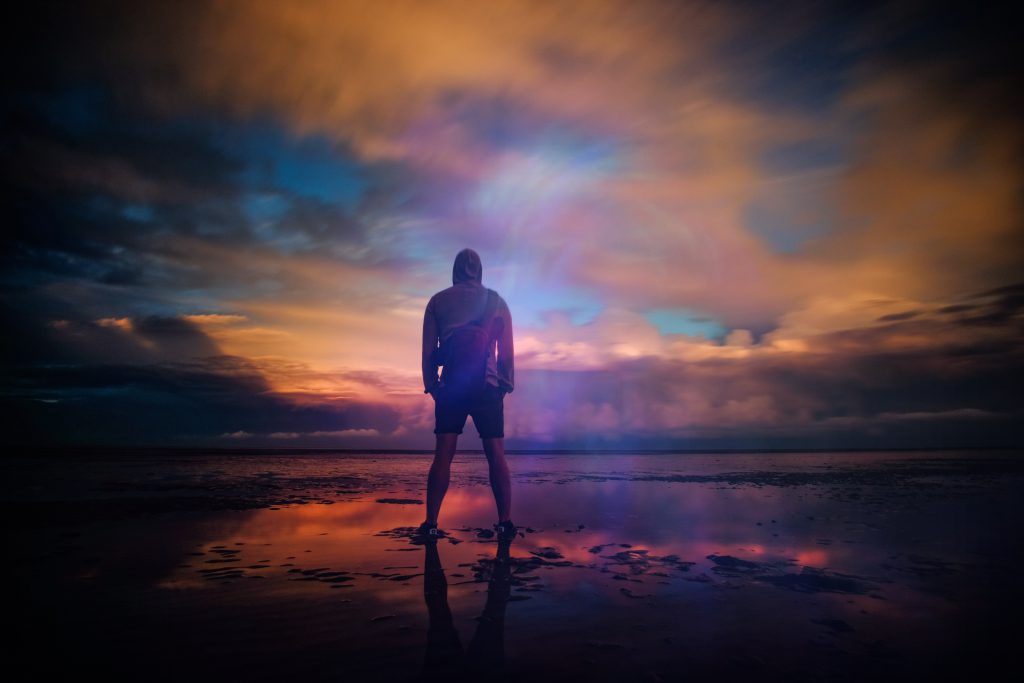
[434,384,505,438]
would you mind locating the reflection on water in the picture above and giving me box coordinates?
[422,540,511,680]
[8,451,1024,680]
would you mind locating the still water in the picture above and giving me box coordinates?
[9,450,1022,681]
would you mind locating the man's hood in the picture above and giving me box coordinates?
[452,248,483,285]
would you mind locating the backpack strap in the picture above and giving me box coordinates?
[473,289,498,330]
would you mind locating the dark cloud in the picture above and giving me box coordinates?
[2,71,383,348]
[1,304,401,446]
[270,195,366,251]
[4,342,401,447]
[505,302,1024,449]
[713,0,1024,115]
[936,283,1024,327]
[3,84,250,304]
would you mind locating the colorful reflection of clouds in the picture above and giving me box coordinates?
[17,450,1020,680]
[157,472,905,605]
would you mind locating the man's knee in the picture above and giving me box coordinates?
[482,438,506,461]
[434,434,458,460]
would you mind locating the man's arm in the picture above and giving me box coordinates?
[422,298,440,394]
[496,298,514,394]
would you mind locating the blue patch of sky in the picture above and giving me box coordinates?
[243,192,315,251]
[516,287,603,328]
[481,257,604,328]
[36,86,370,232]
[217,121,368,208]
[135,112,369,209]
[645,309,726,339]
[242,192,290,224]
[120,203,155,223]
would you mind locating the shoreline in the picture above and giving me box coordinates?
[8,445,1021,458]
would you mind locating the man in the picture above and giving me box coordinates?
[417,248,515,542]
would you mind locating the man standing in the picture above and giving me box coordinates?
[418,248,515,542]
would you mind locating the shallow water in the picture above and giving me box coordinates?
[8,450,1024,681]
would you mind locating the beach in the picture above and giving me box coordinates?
[8,450,1023,681]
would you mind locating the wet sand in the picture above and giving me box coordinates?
[7,450,1024,681]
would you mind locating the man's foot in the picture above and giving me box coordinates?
[412,521,447,543]
[494,519,518,542]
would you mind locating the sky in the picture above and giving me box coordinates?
[4,0,1022,450]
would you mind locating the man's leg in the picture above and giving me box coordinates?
[426,433,458,525]
[482,437,511,523]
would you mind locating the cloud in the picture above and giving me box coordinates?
[12,315,220,367]
[118,1,742,156]
[796,70,1024,307]
[4,311,403,446]
[500,286,1023,447]
[4,1,1022,448]
[36,0,822,328]
[6,355,404,447]
[107,0,1021,334]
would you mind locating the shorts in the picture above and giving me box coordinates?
[433,384,505,438]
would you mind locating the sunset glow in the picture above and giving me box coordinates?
[6,1,1021,448]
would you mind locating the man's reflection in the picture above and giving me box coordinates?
[421,539,513,680]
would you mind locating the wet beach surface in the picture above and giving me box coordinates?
[7,450,1024,681]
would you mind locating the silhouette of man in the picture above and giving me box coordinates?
[418,248,515,542]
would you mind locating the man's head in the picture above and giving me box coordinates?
[452,248,483,285]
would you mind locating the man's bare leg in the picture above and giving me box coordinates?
[482,437,511,523]
[425,433,458,525]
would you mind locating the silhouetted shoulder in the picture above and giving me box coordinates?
[492,291,511,315]
[425,287,452,310]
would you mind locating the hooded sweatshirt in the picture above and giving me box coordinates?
[422,248,514,394]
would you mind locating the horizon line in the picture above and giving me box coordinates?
[12,445,1019,456]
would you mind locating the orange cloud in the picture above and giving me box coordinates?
[13,2,1020,448]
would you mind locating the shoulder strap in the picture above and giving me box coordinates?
[472,289,497,327]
